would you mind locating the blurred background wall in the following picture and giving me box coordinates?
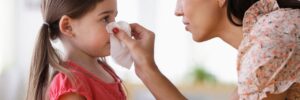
[0,0,238,99]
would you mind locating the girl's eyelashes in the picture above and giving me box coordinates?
[102,16,110,23]
[101,15,115,24]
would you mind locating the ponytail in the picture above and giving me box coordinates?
[26,23,71,100]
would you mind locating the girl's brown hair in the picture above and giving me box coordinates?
[26,0,103,100]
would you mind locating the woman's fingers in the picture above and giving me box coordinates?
[113,29,135,48]
[130,23,149,34]
[130,23,155,39]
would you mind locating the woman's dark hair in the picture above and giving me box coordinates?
[227,0,300,26]
[26,0,103,100]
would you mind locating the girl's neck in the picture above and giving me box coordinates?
[65,49,99,69]
[65,50,116,83]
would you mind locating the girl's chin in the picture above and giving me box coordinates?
[95,51,110,58]
[102,51,111,57]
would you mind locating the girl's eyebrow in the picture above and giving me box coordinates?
[98,10,117,16]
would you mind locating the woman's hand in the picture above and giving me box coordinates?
[113,23,186,100]
[113,23,157,77]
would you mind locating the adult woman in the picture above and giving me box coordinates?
[113,0,300,99]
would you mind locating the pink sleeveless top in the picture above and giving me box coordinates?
[48,61,126,100]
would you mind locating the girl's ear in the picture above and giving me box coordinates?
[217,0,226,8]
[59,15,75,37]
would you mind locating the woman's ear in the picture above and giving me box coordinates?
[217,0,226,8]
[59,15,75,37]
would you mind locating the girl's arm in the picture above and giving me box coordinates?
[113,23,186,100]
[59,93,86,100]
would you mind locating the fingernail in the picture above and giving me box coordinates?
[112,28,119,34]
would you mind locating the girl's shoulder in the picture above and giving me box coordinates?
[48,72,92,100]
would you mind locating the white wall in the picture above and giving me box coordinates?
[0,0,16,74]
[0,0,42,99]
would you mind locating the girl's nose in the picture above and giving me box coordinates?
[175,0,184,16]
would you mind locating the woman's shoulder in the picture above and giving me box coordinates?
[243,0,300,37]
[252,9,299,35]
[258,8,300,27]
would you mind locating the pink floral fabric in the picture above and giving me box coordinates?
[237,0,300,99]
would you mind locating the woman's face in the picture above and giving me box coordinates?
[68,0,117,57]
[175,0,224,42]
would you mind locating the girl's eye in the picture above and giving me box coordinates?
[102,16,112,24]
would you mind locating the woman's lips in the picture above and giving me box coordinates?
[185,26,189,31]
[184,24,190,31]
[183,21,190,31]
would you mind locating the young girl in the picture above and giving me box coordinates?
[26,0,126,100]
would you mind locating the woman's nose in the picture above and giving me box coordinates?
[175,0,184,16]
[175,9,183,16]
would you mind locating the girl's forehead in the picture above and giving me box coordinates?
[92,0,117,14]
[96,0,117,9]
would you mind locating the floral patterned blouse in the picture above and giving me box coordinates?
[237,0,300,99]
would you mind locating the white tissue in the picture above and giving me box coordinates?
[106,21,133,69]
